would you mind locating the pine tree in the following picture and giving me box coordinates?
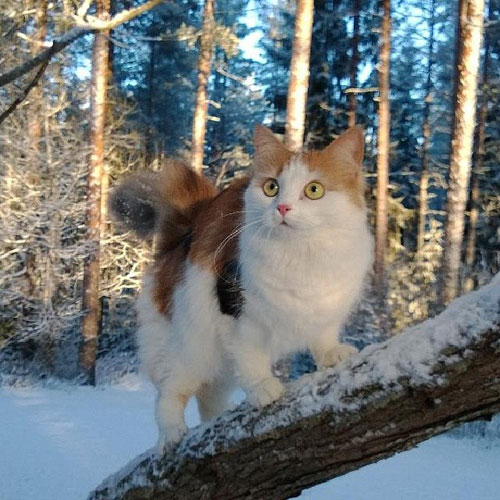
[191,0,216,173]
[465,0,492,267]
[80,0,111,385]
[374,0,391,290]
[348,0,361,127]
[418,0,436,256]
[285,0,314,151]
[440,0,485,305]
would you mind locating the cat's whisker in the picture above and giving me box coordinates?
[213,218,263,280]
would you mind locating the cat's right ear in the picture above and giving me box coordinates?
[253,125,291,173]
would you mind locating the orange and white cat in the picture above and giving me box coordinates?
[111,126,373,452]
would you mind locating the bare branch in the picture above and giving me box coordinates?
[0,27,86,88]
[0,57,50,126]
[89,275,500,500]
[344,86,379,94]
[0,0,166,89]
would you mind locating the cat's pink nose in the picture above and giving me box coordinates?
[277,204,292,217]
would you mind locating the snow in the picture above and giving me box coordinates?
[1,274,499,499]
[0,377,499,500]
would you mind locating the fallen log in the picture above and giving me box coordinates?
[89,274,500,500]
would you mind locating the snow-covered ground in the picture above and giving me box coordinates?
[1,377,499,500]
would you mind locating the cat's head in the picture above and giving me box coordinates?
[244,126,366,233]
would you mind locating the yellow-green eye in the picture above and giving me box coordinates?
[263,178,279,197]
[304,181,325,200]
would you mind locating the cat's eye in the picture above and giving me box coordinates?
[263,178,279,197]
[304,181,325,200]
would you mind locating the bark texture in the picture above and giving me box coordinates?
[80,0,111,385]
[440,0,485,305]
[465,0,491,267]
[374,0,391,289]
[89,275,500,500]
[285,0,314,151]
[28,0,48,153]
[191,0,216,174]
[417,0,435,257]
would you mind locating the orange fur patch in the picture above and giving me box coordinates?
[152,177,248,316]
[254,126,366,208]
[151,161,217,316]
[189,177,249,272]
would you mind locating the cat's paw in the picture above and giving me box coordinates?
[316,343,358,369]
[248,377,285,407]
[156,423,186,455]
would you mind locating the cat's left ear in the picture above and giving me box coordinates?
[323,126,365,165]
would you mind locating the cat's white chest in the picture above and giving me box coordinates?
[240,226,372,354]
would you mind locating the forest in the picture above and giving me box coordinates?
[0,0,499,499]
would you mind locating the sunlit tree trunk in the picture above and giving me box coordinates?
[347,0,360,127]
[374,0,391,289]
[417,0,436,257]
[28,0,48,154]
[100,0,116,236]
[440,0,485,306]
[465,0,491,268]
[80,0,111,385]
[191,0,215,174]
[285,0,314,152]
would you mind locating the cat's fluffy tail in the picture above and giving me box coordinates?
[110,159,217,239]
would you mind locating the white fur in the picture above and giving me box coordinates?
[136,156,372,450]
[137,265,236,452]
[230,156,373,404]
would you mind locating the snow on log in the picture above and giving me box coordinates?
[89,274,500,500]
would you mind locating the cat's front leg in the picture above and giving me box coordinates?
[155,381,188,454]
[310,328,358,370]
[231,317,285,407]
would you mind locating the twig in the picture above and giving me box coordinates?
[0,0,166,89]
[0,58,50,126]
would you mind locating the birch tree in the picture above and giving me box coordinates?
[440,0,485,305]
[284,0,314,152]
[191,0,216,174]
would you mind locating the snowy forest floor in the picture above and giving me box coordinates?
[1,375,500,500]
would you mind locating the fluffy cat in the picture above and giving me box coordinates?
[110,126,373,451]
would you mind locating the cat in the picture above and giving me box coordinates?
[110,125,373,452]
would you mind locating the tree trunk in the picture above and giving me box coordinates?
[145,40,157,166]
[191,0,216,174]
[285,0,314,152]
[374,0,391,291]
[465,0,491,268]
[440,0,485,306]
[28,0,48,154]
[417,0,436,257]
[89,275,500,500]
[347,0,360,127]
[80,0,111,385]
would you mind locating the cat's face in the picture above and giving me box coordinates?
[244,126,366,234]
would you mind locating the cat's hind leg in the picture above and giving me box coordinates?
[155,378,190,453]
[196,376,235,421]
